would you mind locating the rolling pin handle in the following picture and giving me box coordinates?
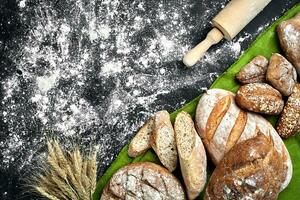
[183,28,224,67]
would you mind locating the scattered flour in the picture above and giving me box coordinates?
[0,1,272,196]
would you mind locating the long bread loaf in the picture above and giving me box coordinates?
[195,89,292,190]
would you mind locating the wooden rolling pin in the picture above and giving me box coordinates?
[183,0,272,67]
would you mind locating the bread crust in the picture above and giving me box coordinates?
[235,83,284,115]
[175,111,207,199]
[101,162,186,200]
[277,13,300,75]
[195,89,292,190]
[205,134,286,200]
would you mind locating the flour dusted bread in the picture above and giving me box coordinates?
[150,110,178,172]
[236,55,268,84]
[128,117,154,157]
[266,53,297,96]
[100,162,186,200]
[195,89,292,190]
[205,134,286,200]
[174,111,207,199]
[277,13,300,75]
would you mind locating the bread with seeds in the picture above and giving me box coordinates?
[277,83,300,138]
[128,117,154,157]
[175,111,207,199]
[236,55,268,84]
[235,83,284,115]
[266,53,297,96]
[277,13,300,75]
[150,110,178,172]
[101,162,186,200]
[205,134,286,200]
[195,89,292,190]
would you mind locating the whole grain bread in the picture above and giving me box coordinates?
[205,134,286,200]
[235,83,284,115]
[277,13,300,75]
[150,110,178,172]
[236,55,268,84]
[195,89,292,190]
[128,117,154,157]
[266,53,297,96]
[100,162,186,200]
[277,83,300,138]
[174,111,207,199]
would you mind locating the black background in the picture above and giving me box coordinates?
[0,0,299,199]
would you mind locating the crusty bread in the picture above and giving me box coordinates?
[101,162,186,200]
[266,53,297,96]
[174,111,207,199]
[235,83,284,115]
[128,117,154,157]
[205,134,286,200]
[195,89,292,190]
[277,83,300,138]
[236,55,268,84]
[277,13,300,75]
[150,110,178,172]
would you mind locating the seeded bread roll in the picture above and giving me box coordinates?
[277,13,300,75]
[266,53,297,96]
[128,117,154,157]
[150,110,178,172]
[236,83,284,115]
[101,162,186,200]
[205,134,286,200]
[195,89,292,190]
[277,83,300,138]
[236,55,268,84]
[174,111,207,199]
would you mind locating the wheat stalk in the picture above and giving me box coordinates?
[31,139,98,200]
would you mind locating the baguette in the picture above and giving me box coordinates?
[195,89,292,190]
[128,117,154,157]
[150,110,178,172]
[174,111,207,199]
[205,133,286,200]
[101,162,186,200]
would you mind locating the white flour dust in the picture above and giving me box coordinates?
[0,0,270,183]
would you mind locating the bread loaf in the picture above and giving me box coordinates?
[101,162,186,200]
[266,53,297,96]
[150,110,178,172]
[236,55,268,84]
[235,83,284,115]
[195,89,292,190]
[205,134,286,200]
[128,117,154,157]
[277,83,300,138]
[174,111,207,199]
[277,13,300,75]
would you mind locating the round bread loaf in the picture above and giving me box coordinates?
[205,134,286,200]
[195,89,292,190]
[100,162,186,200]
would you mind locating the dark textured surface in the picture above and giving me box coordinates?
[0,0,298,199]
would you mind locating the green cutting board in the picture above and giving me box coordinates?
[93,3,300,200]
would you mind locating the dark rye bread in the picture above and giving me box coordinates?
[100,162,186,200]
[150,110,178,172]
[195,89,292,190]
[174,111,207,199]
[205,134,286,200]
